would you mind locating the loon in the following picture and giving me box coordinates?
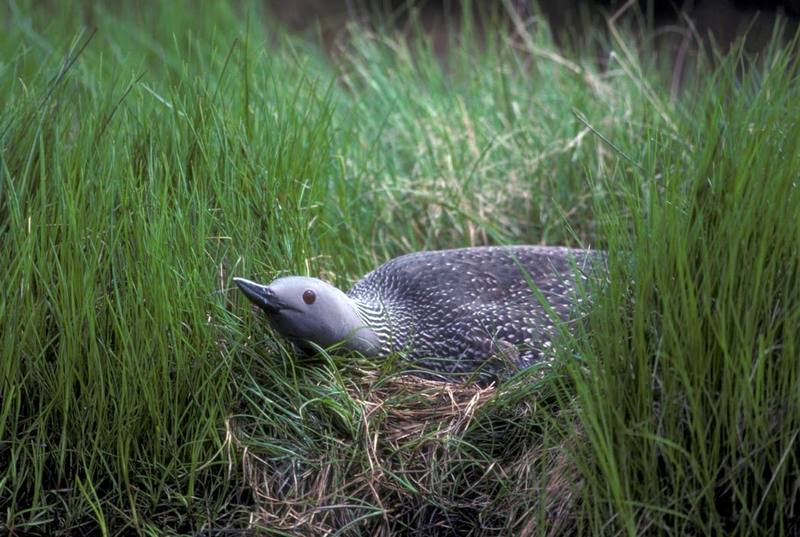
[234,246,603,376]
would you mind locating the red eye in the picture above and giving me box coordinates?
[302,289,316,305]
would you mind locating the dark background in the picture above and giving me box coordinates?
[265,0,800,54]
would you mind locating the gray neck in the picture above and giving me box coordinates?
[332,295,384,356]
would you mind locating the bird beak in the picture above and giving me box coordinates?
[233,277,284,314]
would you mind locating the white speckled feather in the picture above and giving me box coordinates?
[346,246,604,375]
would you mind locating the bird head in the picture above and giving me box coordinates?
[234,275,379,355]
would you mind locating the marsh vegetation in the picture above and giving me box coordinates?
[1,1,799,534]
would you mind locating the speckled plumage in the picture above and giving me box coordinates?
[345,245,602,375]
[235,245,604,377]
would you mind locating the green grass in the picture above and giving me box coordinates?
[1,1,799,534]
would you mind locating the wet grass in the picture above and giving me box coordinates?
[1,1,799,535]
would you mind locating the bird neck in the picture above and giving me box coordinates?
[318,293,380,356]
[351,297,394,353]
[352,297,385,324]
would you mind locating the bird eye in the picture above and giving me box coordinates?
[302,289,316,305]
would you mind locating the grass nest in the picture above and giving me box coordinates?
[226,367,582,536]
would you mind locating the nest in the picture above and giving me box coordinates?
[226,371,581,536]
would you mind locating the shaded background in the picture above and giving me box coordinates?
[266,0,800,54]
